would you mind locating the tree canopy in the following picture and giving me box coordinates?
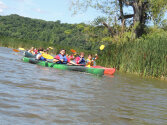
[71,0,167,37]
[0,14,108,50]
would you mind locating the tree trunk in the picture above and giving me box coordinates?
[132,1,148,38]
[118,0,125,33]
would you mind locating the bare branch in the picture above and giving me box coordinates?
[119,14,134,20]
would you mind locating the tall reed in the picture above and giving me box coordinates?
[97,30,167,79]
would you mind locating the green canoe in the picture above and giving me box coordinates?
[22,57,104,76]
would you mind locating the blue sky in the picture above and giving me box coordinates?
[0,0,103,24]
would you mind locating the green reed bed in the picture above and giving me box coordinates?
[97,30,167,79]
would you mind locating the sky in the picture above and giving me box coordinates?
[0,0,103,24]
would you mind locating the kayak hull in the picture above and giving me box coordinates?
[92,66,116,75]
[22,57,104,76]
[24,51,36,58]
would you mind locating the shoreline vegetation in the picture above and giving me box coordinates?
[0,14,166,80]
[96,29,167,80]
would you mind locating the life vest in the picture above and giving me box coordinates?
[40,56,46,61]
[36,53,46,61]
[78,56,86,65]
[56,54,68,64]
[86,59,94,67]
[69,55,74,60]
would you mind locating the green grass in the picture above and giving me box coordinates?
[97,29,167,79]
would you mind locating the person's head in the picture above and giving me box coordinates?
[70,53,74,56]
[88,54,92,60]
[80,52,84,58]
[95,53,98,57]
[38,48,44,52]
[30,47,34,51]
[60,49,66,56]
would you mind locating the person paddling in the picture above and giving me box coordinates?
[34,48,38,54]
[69,53,75,60]
[86,54,94,67]
[75,52,86,65]
[28,47,35,55]
[53,49,76,65]
[36,48,47,61]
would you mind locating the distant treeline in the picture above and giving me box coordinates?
[0,14,108,51]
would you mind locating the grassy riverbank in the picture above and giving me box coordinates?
[97,29,167,79]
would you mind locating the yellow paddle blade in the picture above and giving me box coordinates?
[13,49,20,52]
[42,53,54,59]
[100,45,105,50]
[19,48,25,50]
[48,47,53,49]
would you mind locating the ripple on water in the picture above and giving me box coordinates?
[0,47,167,124]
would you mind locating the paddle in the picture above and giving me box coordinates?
[19,48,25,51]
[48,47,53,50]
[13,48,25,52]
[70,49,76,53]
[13,49,20,52]
[89,44,105,67]
[99,44,105,51]
[41,53,54,59]
[93,44,105,59]
[70,45,105,53]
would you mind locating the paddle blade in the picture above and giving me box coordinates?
[42,53,54,59]
[48,47,53,50]
[70,49,76,53]
[100,45,105,50]
[13,49,20,52]
[19,48,25,50]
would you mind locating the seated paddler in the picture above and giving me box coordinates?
[75,52,86,65]
[86,54,94,67]
[36,48,47,61]
[53,49,76,65]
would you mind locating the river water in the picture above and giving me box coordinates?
[0,47,167,125]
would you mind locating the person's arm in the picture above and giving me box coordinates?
[94,54,98,60]
[66,57,79,65]
[75,57,81,64]
[69,61,78,65]
[31,51,35,55]
[53,55,60,63]
[36,53,42,60]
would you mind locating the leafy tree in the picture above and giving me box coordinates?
[71,0,167,37]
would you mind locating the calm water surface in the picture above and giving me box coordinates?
[0,47,167,125]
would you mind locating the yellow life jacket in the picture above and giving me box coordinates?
[86,58,94,67]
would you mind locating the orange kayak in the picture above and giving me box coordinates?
[92,66,116,75]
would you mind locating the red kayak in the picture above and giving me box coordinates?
[92,66,116,75]
[73,64,116,75]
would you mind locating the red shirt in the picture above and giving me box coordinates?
[34,50,38,54]
[75,56,81,64]
[69,55,74,60]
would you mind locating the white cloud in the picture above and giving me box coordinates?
[0,1,7,13]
